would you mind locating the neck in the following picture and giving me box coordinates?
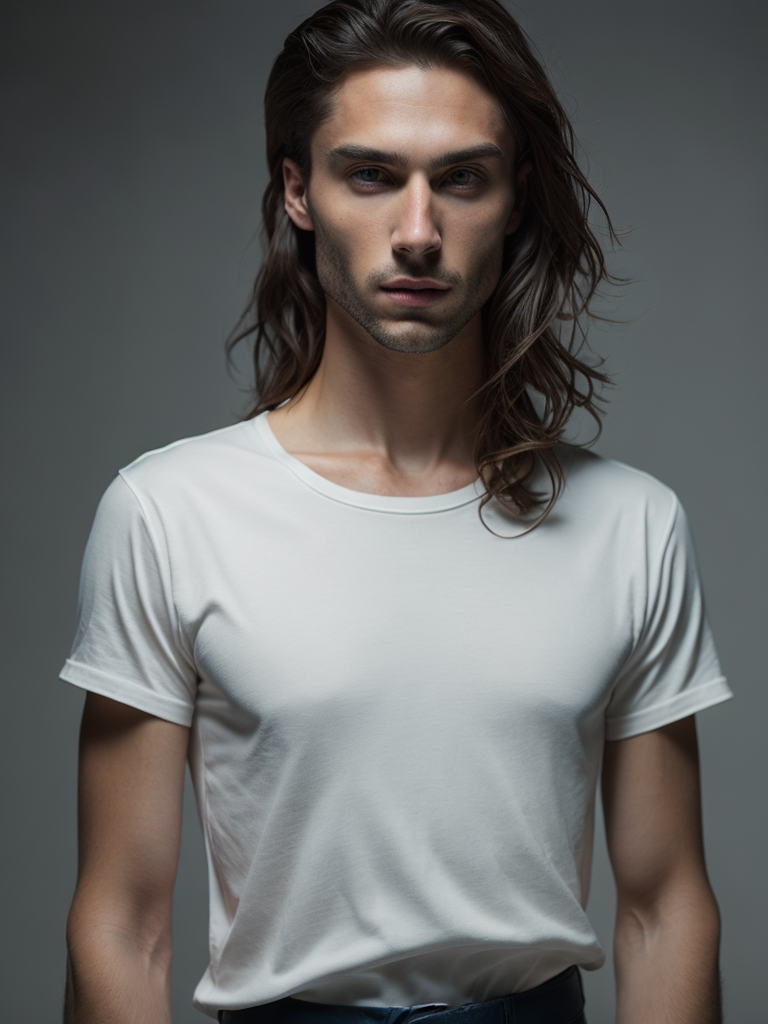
[268,296,488,481]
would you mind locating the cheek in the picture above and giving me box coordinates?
[446,216,507,289]
[452,201,510,251]
[315,210,372,260]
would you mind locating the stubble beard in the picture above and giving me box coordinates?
[310,212,504,355]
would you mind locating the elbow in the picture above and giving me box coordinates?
[66,891,174,975]
[614,878,721,951]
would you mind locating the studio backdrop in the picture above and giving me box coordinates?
[2,1,765,1021]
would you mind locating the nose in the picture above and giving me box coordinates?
[390,174,442,256]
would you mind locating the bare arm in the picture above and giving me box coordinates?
[601,715,722,1024]
[64,692,190,1024]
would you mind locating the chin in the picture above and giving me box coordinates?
[369,324,456,354]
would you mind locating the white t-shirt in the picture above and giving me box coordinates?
[59,411,732,1018]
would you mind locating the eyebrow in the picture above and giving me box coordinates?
[326,143,506,172]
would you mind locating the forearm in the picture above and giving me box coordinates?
[614,888,722,1024]
[64,916,173,1024]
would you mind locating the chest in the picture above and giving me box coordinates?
[175,506,638,742]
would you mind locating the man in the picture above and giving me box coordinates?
[60,1,733,1022]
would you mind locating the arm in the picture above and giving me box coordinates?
[64,692,189,1024]
[601,715,722,1024]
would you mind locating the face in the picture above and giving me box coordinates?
[283,64,532,355]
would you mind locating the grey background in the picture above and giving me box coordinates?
[2,1,765,1021]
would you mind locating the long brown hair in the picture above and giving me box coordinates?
[226,0,628,533]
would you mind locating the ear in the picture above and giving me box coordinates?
[283,157,314,231]
[505,158,533,236]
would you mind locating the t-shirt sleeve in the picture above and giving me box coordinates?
[604,493,733,740]
[58,473,198,726]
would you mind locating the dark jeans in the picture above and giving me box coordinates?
[217,965,587,1024]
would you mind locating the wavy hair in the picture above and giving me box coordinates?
[226,0,629,533]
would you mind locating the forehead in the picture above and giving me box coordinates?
[314,64,513,160]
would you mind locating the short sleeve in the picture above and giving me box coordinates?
[58,473,198,726]
[604,494,733,740]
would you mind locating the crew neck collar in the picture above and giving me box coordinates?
[252,410,484,515]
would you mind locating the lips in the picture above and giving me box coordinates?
[379,281,452,307]
[381,278,451,291]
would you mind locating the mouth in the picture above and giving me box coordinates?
[380,284,452,307]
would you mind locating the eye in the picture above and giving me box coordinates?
[447,168,483,189]
[347,166,485,191]
[349,167,388,187]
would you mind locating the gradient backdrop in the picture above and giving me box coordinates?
[3,1,765,1020]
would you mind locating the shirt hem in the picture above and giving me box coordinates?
[604,676,732,740]
[58,659,195,726]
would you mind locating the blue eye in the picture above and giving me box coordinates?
[348,167,484,190]
[351,168,385,185]
[449,168,479,187]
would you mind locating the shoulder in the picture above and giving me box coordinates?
[555,444,680,539]
[115,418,268,509]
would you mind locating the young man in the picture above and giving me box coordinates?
[60,2,733,1022]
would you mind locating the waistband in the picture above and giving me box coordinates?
[217,965,585,1024]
